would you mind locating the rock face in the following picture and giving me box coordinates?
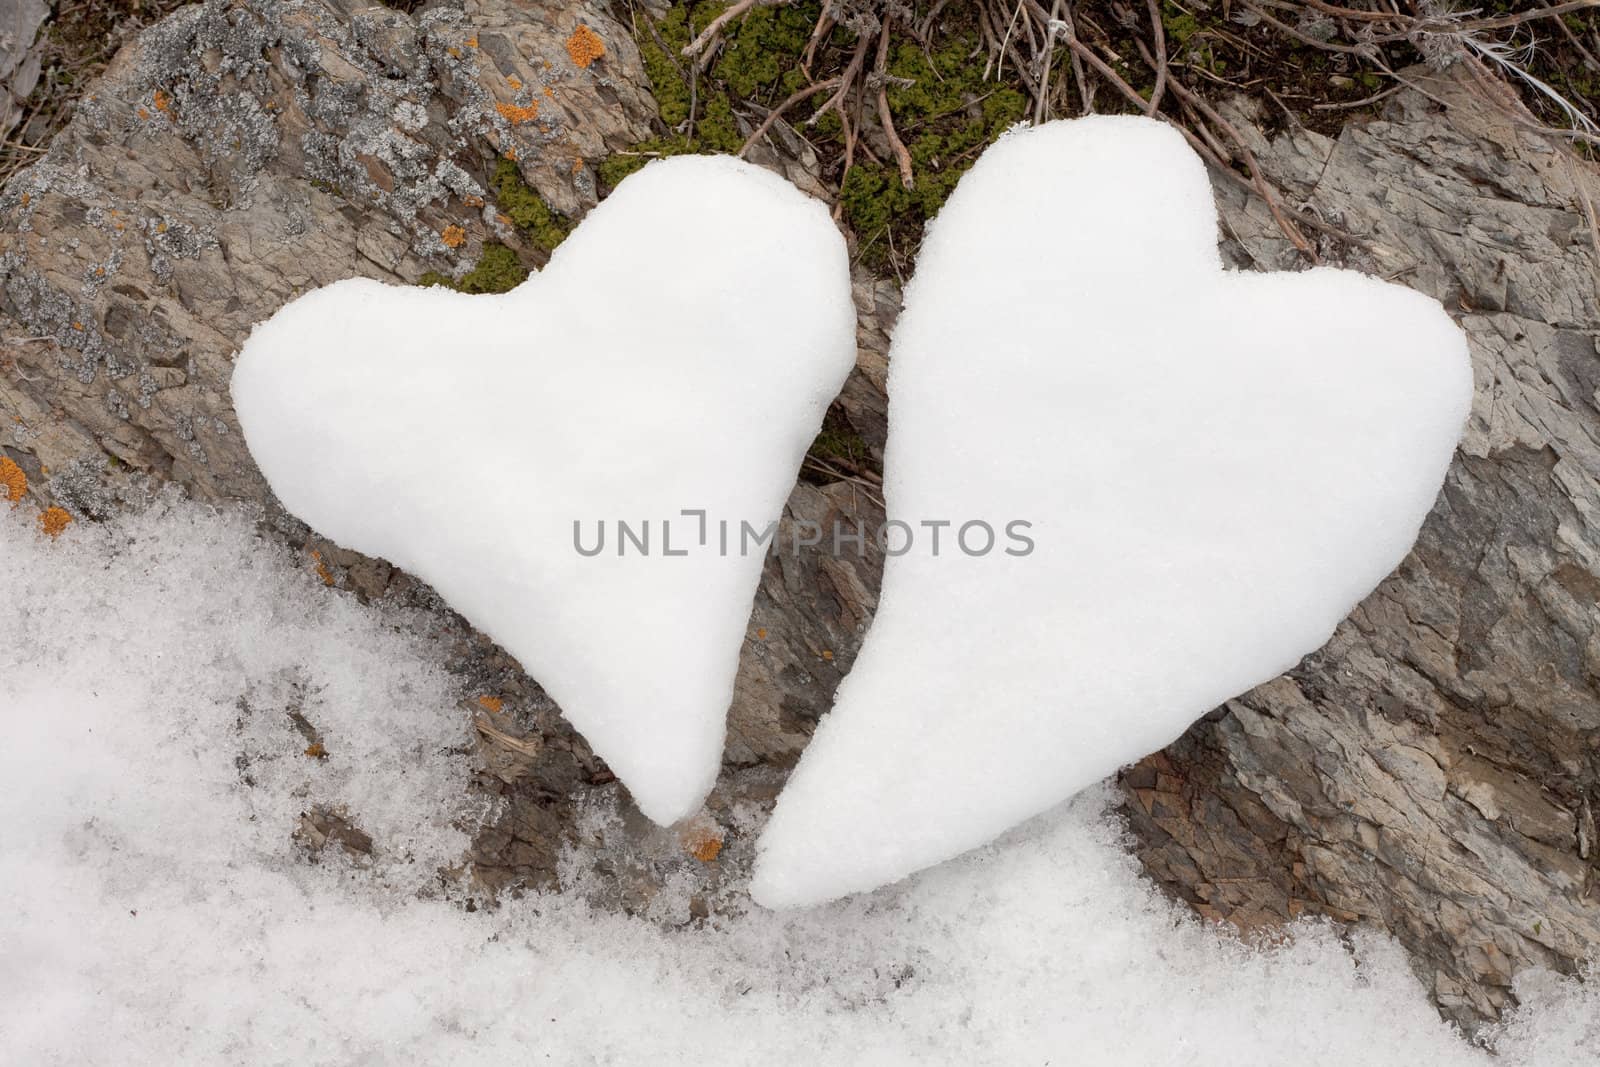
[0,0,656,505]
[1,0,1596,1031]
[0,0,48,143]
[1120,72,1600,1029]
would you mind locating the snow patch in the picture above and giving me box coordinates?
[0,499,1589,1065]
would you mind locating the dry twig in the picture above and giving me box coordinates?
[876,18,916,188]
[682,0,762,60]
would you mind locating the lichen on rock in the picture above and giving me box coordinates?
[0,0,655,505]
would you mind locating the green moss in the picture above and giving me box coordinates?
[595,137,690,188]
[603,2,827,192]
[712,2,815,99]
[603,5,1039,265]
[491,158,569,252]
[418,243,528,294]
[637,10,693,128]
[1163,8,1202,48]
[807,417,870,467]
[837,164,899,240]
[841,33,1028,267]
[1160,1,1232,76]
[697,94,745,153]
[308,177,345,200]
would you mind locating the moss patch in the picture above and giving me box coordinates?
[492,158,570,253]
[807,413,870,468]
[841,33,1027,268]
[419,243,528,294]
[599,2,816,189]
[605,3,1036,267]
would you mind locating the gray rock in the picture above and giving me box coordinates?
[1,0,655,503]
[1121,70,1600,1030]
[0,0,48,142]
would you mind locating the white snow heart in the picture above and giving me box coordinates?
[232,156,856,826]
[751,117,1473,908]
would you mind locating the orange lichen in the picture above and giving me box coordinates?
[566,24,605,68]
[39,507,72,537]
[496,100,540,125]
[755,627,767,640]
[476,695,504,714]
[503,146,519,161]
[153,89,171,113]
[309,549,335,586]
[0,457,26,503]
[821,650,834,661]
[157,221,168,233]
[19,193,28,206]
[570,157,583,175]
[71,321,84,331]
[441,224,467,248]
[685,830,723,863]
[303,742,327,759]
[507,76,522,90]
[466,34,479,48]
[136,106,150,120]
[542,86,554,99]
[464,194,484,208]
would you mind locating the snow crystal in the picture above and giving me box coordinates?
[231,155,856,825]
[752,116,1473,909]
[0,498,1590,1065]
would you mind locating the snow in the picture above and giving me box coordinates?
[752,117,1474,909]
[2,498,1595,1064]
[230,154,856,826]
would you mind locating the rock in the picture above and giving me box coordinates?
[2,0,1596,1033]
[296,804,375,859]
[0,0,655,503]
[1120,69,1600,1030]
[0,0,48,143]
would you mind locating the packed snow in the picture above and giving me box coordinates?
[231,155,856,826]
[3,498,1595,1065]
[752,117,1473,909]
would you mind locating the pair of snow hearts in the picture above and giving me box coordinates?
[233,116,1472,909]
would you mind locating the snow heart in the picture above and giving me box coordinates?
[751,117,1473,908]
[232,157,855,825]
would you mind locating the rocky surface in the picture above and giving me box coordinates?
[0,0,49,142]
[2,0,1597,1032]
[0,0,656,506]
[1118,72,1600,1028]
